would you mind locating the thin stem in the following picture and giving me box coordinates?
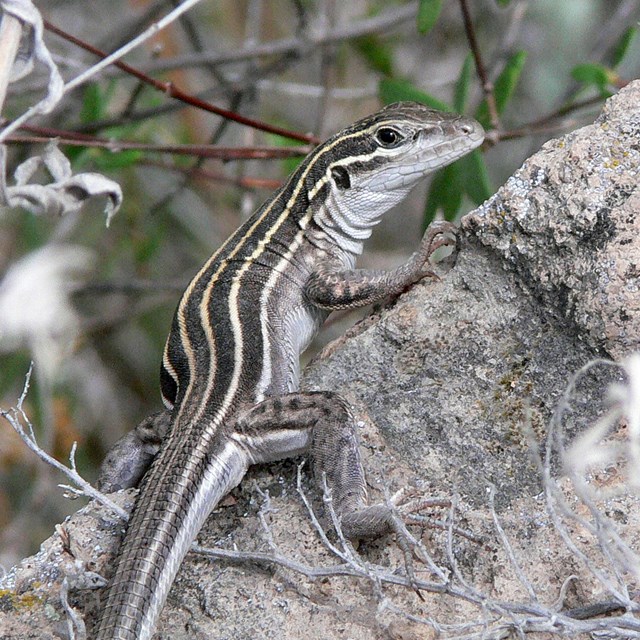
[459,0,500,130]
[5,131,311,161]
[138,4,419,73]
[42,20,319,145]
[1,365,129,520]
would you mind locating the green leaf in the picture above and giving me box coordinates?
[80,84,104,124]
[495,0,512,5]
[92,149,142,171]
[423,151,491,226]
[417,0,443,34]
[454,53,474,113]
[475,50,527,126]
[354,35,394,77]
[424,162,463,226]
[571,63,608,87]
[80,80,120,124]
[460,149,492,205]
[612,26,637,68]
[571,63,613,89]
[379,78,451,111]
[493,50,527,113]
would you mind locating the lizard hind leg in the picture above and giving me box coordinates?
[232,390,399,540]
[97,410,172,492]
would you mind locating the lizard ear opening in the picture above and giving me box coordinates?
[330,165,351,190]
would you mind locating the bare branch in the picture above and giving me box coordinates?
[61,577,87,640]
[41,18,319,144]
[139,4,419,73]
[6,131,312,161]
[0,365,128,520]
[488,485,538,604]
[459,0,500,130]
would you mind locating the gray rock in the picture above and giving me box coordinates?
[462,82,640,359]
[303,244,614,510]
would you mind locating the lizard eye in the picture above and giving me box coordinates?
[375,127,403,148]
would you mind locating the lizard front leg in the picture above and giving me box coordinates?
[305,220,457,310]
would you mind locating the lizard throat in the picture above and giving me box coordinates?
[311,183,412,256]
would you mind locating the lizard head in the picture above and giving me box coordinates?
[333,101,485,193]
[302,102,484,252]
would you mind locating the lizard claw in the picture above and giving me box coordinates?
[381,488,453,594]
[417,221,459,279]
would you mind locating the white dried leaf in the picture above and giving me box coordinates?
[1,143,122,224]
[0,244,91,381]
[14,140,71,184]
[0,0,63,110]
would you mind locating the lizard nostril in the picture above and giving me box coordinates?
[460,123,474,135]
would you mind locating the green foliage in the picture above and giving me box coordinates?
[454,53,474,113]
[459,150,492,205]
[16,207,48,252]
[612,27,638,68]
[72,83,147,170]
[354,34,394,77]
[570,27,636,98]
[80,83,107,124]
[424,148,492,225]
[571,63,615,95]
[492,50,528,113]
[417,0,443,35]
[424,161,463,224]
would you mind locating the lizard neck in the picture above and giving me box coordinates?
[308,181,414,256]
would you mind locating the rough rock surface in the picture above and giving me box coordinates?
[462,83,640,359]
[1,82,639,639]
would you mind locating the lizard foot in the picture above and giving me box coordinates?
[418,220,459,280]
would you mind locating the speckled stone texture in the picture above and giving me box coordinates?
[462,81,640,359]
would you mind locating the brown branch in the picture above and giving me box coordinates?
[485,95,609,143]
[459,0,500,131]
[41,20,320,145]
[140,158,283,191]
[5,128,311,161]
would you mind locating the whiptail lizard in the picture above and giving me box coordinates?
[93,101,484,639]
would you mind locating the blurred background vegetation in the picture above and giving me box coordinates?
[0,0,638,569]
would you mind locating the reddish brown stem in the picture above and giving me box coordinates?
[458,0,500,131]
[141,158,283,190]
[5,129,311,161]
[42,20,320,145]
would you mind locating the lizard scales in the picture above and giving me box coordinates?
[94,102,484,639]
